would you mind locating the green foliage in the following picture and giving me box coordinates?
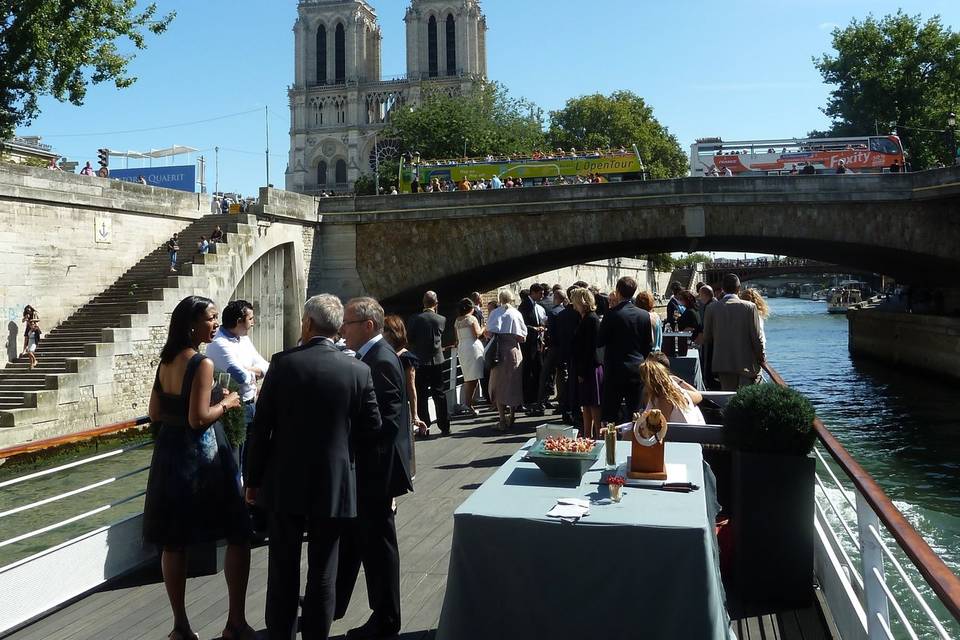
[813,12,960,169]
[353,174,377,196]
[674,253,713,269]
[218,373,246,448]
[384,82,545,160]
[0,1,175,138]
[645,254,674,272]
[548,91,688,179]
[724,384,817,456]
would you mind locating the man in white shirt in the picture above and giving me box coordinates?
[206,299,270,477]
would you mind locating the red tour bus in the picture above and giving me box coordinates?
[690,135,906,176]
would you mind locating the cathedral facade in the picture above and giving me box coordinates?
[286,0,488,194]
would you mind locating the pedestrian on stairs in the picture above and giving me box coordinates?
[21,319,42,369]
[167,234,180,272]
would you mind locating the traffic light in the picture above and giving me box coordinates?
[97,148,109,169]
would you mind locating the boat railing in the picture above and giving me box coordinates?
[764,362,960,640]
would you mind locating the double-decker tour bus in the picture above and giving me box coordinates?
[689,135,906,176]
[399,147,645,193]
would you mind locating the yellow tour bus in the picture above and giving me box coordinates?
[398,146,646,193]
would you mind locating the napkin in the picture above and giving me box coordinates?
[547,498,590,522]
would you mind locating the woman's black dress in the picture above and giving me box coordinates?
[143,353,250,547]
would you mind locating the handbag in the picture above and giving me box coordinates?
[483,334,500,369]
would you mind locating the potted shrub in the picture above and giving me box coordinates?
[724,383,817,613]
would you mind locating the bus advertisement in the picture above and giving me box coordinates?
[399,151,645,192]
[689,135,906,176]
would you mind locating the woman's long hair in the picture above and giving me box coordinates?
[160,296,215,363]
[639,357,687,410]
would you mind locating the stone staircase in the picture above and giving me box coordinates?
[0,213,259,443]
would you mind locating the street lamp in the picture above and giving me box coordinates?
[946,112,957,166]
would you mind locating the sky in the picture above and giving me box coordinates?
[16,0,960,197]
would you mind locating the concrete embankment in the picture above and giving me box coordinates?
[848,308,960,380]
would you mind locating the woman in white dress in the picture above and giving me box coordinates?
[455,298,485,417]
[638,357,706,425]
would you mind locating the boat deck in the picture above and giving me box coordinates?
[4,406,836,640]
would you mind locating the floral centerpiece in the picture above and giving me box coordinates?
[216,371,247,449]
[607,475,625,502]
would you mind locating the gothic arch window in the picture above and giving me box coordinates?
[446,14,457,76]
[335,23,346,82]
[318,161,328,186]
[427,15,438,78]
[316,25,327,85]
[335,159,347,185]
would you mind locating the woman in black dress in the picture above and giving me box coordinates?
[676,289,703,339]
[571,288,604,439]
[143,296,254,640]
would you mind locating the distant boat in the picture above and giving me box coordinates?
[827,288,862,314]
[811,289,830,301]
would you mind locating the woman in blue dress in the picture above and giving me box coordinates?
[143,296,255,640]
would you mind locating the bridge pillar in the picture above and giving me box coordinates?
[307,221,368,300]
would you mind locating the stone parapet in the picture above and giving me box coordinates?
[848,309,960,380]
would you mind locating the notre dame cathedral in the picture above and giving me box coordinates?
[286,0,488,194]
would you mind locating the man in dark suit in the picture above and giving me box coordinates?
[336,297,414,639]
[665,281,683,330]
[518,284,547,415]
[246,294,381,640]
[598,276,653,423]
[407,291,449,435]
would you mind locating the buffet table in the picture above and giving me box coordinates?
[435,440,728,640]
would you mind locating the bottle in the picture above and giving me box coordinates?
[604,422,618,468]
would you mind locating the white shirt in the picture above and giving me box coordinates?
[356,333,384,359]
[205,327,270,402]
[487,305,528,338]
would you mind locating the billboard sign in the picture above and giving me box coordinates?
[111,165,196,192]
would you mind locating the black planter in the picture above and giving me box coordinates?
[731,450,815,614]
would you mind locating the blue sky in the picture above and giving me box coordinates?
[17,0,960,196]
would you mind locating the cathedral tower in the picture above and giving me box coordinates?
[287,0,487,194]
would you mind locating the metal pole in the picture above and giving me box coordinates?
[265,106,271,186]
[215,146,220,194]
[374,132,380,195]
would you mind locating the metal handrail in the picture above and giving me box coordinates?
[0,415,150,462]
[764,361,960,623]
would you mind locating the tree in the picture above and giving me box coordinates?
[673,252,713,269]
[384,82,545,160]
[813,12,960,169]
[0,1,175,138]
[548,91,688,179]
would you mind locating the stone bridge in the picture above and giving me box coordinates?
[702,263,879,286]
[279,167,960,308]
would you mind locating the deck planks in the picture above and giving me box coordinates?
[5,405,835,639]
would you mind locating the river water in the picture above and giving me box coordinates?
[765,297,960,634]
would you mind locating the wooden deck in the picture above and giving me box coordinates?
[5,404,836,640]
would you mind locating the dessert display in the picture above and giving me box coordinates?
[542,436,596,455]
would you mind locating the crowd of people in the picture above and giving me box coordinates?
[140,271,768,639]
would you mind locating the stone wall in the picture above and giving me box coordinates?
[848,309,960,380]
[0,163,207,341]
[501,258,673,298]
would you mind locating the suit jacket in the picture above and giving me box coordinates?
[702,295,765,377]
[246,338,381,519]
[598,300,652,380]
[358,338,414,500]
[554,305,582,363]
[407,310,446,366]
[518,298,545,353]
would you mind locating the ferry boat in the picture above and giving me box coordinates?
[827,287,863,314]
[1,358,958,639]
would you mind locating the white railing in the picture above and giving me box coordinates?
[0,435,155,635]
[813,445,956,639]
